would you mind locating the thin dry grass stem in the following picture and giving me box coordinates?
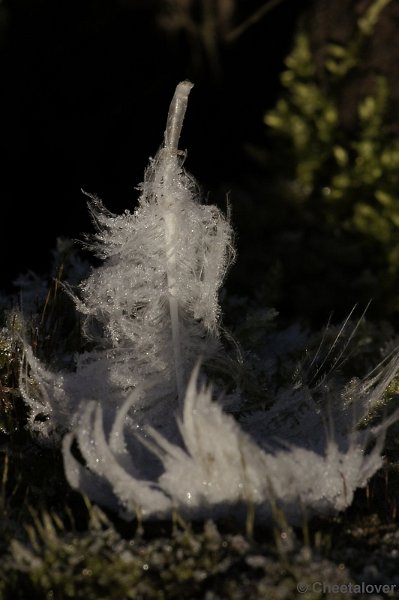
[309,305,358,389]
[321,301,372,380]
[226,0,287,43]
[302,303,375,392]
[0,452,9,512]
[299,498,311,550]
[238,441,255,540]
[172,510,191,536]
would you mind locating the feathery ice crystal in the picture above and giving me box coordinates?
[20,81,234,439]
[63,357,399,523]
[20,81,399,524]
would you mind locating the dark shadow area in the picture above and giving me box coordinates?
[0,0,309,291]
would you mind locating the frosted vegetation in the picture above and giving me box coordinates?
[19,82,399,524]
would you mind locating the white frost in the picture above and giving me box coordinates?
[63,362,399,523]
[18,81,399,524]
[20,81,234,440]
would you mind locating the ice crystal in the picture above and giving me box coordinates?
[18,81,399,523]
[20,81,234,440]
[63,362,399,522]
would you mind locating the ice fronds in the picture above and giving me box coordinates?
[63,363,398,523]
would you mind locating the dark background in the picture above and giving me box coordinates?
[0,0,310,291]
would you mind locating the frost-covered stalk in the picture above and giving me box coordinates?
[20,80,234,438]
[160,80,193,405]
[75,79,234,416]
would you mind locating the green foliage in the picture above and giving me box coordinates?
[259,0,399,320]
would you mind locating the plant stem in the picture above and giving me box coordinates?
[162,81,194,407]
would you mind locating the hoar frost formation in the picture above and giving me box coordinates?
[21,81,399,523]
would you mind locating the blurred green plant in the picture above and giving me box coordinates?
[255,0,399,320]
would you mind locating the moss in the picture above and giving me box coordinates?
[2,506,375,600]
